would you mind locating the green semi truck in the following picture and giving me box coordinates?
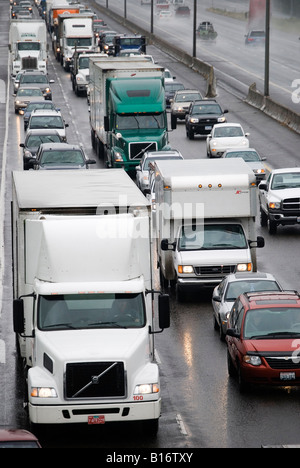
[89,58,175,172]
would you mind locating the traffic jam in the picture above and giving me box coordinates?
[2,0,300,450]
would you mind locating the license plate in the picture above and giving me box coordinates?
[88,415,105,425]
[280,372,295,381]
[205,125,212,130]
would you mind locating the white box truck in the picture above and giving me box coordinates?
[9,20,48,76]
[154,159,264,299]
[12,170,170,433]
[89,58,174,172]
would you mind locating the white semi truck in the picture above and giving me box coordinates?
[9,19,48,76]
[154,159,265,300]
[58,14,95,71]
[12,170,170,433]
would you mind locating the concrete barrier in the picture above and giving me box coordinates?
[92,2,216,97]
[245,83,300,135]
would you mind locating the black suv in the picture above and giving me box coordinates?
[185,99,228,139]
[19,70,54,100]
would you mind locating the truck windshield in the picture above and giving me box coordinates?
[38,293,146,330]
[116,113,165,130]
[178,224,248,250]
[18,42,40,51]
[66,38,92,47]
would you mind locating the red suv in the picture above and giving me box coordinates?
[226,291,300,392]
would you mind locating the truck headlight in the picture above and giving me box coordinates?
[243,355,262,366]
[112,151,124,162]
[44,87,51,94]
[269,202,280,209]
[254,168,265,174]
[236,263,252,272]
[31,387,57,398]
[178,265,194,274]
[190,118,199,123]
[217,116,226,123]
[134,383,159,395]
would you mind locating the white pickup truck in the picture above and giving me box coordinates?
[259,167,300,234]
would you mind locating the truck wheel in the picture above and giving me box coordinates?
[159,268,168,291]
[267,218,277,235]
[260,208,267,227]
[176,285,186,302]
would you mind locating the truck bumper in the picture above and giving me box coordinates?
[269,212,300,226]
[28,399,161,425]
[178,277,224,286]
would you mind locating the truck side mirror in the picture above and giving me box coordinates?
[13,299,25,334]
[258,182,267,191]
[104,116,109,132]
[158,294,170,330]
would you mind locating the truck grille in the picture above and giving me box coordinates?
[65,362,126,399]
[282,198,300,211]
[129,142,157,160]
[265,355,300,370]
[22,57,37,69]
[194,265,236,276]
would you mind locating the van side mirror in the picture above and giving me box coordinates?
[161,238,176,251]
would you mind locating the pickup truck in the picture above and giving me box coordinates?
[259,167,300,234]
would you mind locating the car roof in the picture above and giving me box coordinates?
[26,129,61,136]
[38,143,81,151]
[214,122,242,128]
[242,291,300,308]
[30,109,62,116]
[226,272,278,282]
[144,150,182,158]
[0,429,39,442]
[176,89,201,94]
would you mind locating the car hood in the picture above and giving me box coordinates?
[245,162,265,171]
[194,112,221,119]
[245,339,298,353]
[269,188,300,200]
[212,137,248,147]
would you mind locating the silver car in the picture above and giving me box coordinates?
[212,272,282,340]
[170,89,203,125]
[135,150,183,194]
[14,86,44,113]
[223,148,266,184]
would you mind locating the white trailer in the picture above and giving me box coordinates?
[12,170,169,433]
[154,159,264,299]
[9,20,48,76]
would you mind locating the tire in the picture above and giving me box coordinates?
[143,418,159,437]
[176,284,186,302]
[171,114,177,128]
[188,129,194,140]
[219,317,226,341]
[237,362,249,393]
[267,218,277,235]
[260,208,267,227]
[227,349,237,377]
